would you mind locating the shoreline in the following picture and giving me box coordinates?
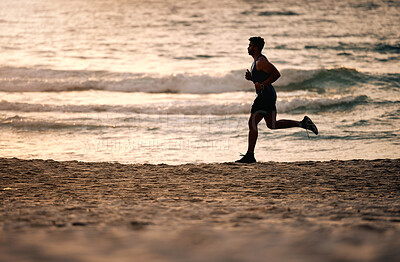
[2,156,400,165]
[1,157,400,261]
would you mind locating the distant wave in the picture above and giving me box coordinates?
[0,66,396,94]
[241,10,299,16]
[305,42,400,54]
[0,95,368,116]
[374,43,400,54]
[0,115,105,130]
[258,11,299,16]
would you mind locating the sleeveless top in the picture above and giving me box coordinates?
[251,54,276,97]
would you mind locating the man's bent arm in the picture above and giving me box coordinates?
[256,59,280,88]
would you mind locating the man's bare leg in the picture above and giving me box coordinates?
[265,111,301,129]
[235,113,264,163]
[247,113,265,153]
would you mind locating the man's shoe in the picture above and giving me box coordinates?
[301,116,318,135]
[235,152,256,163]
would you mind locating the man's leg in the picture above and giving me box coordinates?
[247,113,265,153]
[265,111,301,130]
[235,113,263,163]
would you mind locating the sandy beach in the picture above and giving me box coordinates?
[1,157,399,262]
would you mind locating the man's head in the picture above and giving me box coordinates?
[248,36,265,56]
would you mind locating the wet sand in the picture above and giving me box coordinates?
[1,158,399,262]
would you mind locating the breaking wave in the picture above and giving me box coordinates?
[0,95,368,115]
[0,66,395,94]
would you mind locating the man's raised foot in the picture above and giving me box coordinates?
[301,116,318,135]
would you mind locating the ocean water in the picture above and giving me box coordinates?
[0,0,399,164]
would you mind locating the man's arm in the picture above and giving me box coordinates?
[254,57,280,90]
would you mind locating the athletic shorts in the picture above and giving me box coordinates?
[250,86,277,115]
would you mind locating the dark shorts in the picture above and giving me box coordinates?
[250,86,277,115]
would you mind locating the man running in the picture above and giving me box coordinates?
[236,36,318,163]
